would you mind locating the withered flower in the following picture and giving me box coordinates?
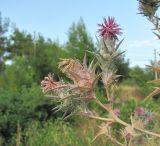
[41,73,59,93]
[41,73,66,93]
[58,58,97,101]
[121,126,137,141]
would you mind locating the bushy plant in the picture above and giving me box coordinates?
[0,84,61,146]
[23,120,95,146]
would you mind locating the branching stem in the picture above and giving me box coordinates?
[95,98,160,138]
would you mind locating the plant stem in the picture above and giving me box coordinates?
[108,135,124,146]
[134,127,160,138]
[95,98,129,127]
[95,98,160,138]
[85,114,114,122]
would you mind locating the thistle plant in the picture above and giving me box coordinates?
[138,0,160,37]
[41,17,160,145]
[138,0,160,99]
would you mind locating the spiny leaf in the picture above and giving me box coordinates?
[102,38,109,52]
[153,32,160,39]
[92,124,109,142]
[88,59,95,71]
[115,38,124,51]
[83,52,87,68]
[155,15,159,29]
[113,50,126,60]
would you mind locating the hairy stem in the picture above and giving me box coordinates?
[95,98,129,127]
[84,114,114,122]
[134,127,160,138]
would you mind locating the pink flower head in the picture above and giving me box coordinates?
[98,16,122,40]
[41,73,58,93]
[135,107,145,116]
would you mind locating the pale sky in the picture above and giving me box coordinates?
[1,0,160,67]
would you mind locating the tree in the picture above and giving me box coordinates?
[65,18,95,61]
[30,34,67,82]
[0,13,10,72]
[7,28,34,58]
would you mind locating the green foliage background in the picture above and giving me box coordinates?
[0,13,159,146]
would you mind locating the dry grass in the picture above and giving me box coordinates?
[76,118,109,146]
[118,85,143,101]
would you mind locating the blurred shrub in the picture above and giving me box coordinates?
[19,119,113,146]
[0,84,59,145]
[120,66,155,98]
